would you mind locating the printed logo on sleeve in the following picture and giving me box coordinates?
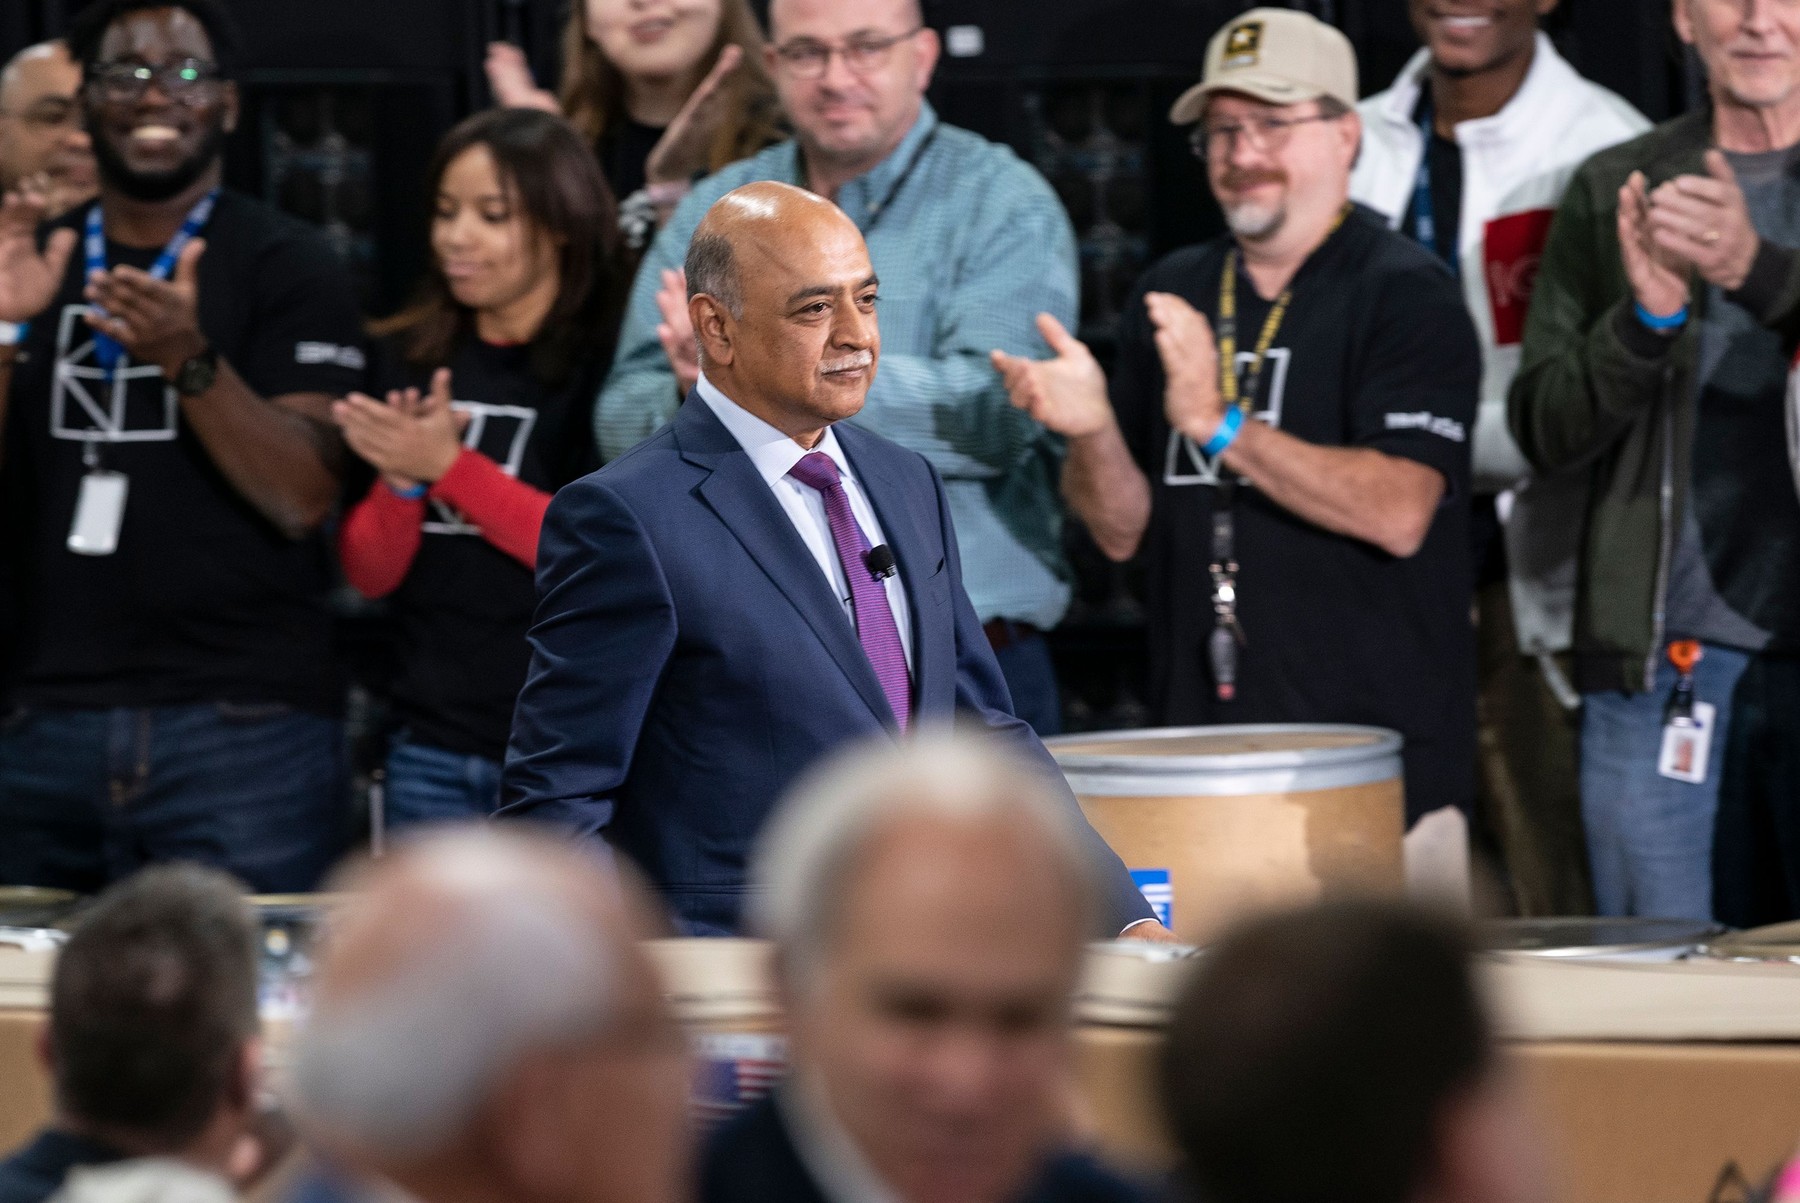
[422,401,538,537]
[50,305,178,443]
[1383,411,1467,442]
[294,341,366,371]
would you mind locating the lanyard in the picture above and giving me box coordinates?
[1410,96,1458,277]
[799,127,937,235]
[1205,204,1349,702]
[84,189,218,378]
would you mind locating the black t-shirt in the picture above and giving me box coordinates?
[1,191,367,713]
[1400,122,1464,274]
[1113,208,1480,820]
[372,332,605,761]
[597,118,665,201]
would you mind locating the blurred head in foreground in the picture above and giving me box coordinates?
[41,864,261,1176]
[1160,899,1549,1203]
[289,829,690,1203]
[742,732,1104,1203]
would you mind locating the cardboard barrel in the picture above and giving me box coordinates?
[643,938,787,1122]
[1047,725,1406,943]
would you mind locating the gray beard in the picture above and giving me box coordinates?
[1225,201,1286,241]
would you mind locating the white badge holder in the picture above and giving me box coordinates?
[67,438,127,556]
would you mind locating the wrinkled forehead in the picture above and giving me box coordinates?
[97,7,217,66]
[738,215,875,300]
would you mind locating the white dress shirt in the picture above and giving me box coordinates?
[697,375,914,671]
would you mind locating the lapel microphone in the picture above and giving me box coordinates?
[864,544,898,580]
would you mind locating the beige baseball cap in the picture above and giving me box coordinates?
[1169,7,1359,125]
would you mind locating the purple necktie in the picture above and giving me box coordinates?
[788,451,912,730]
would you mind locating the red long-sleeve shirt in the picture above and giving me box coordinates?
[339,448,552,599]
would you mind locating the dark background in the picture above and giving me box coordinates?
[1,0,1703,730]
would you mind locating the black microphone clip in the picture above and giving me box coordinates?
[864,544,898,581]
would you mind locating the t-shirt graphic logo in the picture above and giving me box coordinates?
[1482,208,1555,347]
[1163,347,1289,487]
[1223,22,1262,67]
[422,400,537,536]
[49,305,178,443]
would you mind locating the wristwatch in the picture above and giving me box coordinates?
[171,346,219,397]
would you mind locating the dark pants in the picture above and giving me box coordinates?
[991,627,1062,737]
[0,702,350,893]
[1714,654,1800,927]
[1474,579,1593,916]
[382,732,501,830]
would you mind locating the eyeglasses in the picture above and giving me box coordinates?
[0,97,81,130]
[1189,110,1341,161]
[87,59,223,105]
[773,27,924,79]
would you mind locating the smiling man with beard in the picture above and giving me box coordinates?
[995,9,1481,829]
[0,0,367,893]
[502,181,1165,942]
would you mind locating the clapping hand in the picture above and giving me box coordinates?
[1145,291,1225,446]
[656,267,701,394]
[85,238,209,377]
[644,45,746,190]
[0,181,78,325]
[333,367,471,492]
[1618,170,1690,320]
[991,314,1115,438]
[1646,150,1759,293]
[484,42,560,113]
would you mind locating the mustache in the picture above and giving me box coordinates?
[820,350,874,374]
[1221,169,1287,191]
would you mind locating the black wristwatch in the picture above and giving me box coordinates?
[171,346,219,397]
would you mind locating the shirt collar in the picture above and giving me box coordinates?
[777,1074,904,1203]
[817,101,940,226]
[695,373,855,489]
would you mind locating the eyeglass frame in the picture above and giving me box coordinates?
[1188,107,1345,162]
[771,26,926,80]
[0,96,82,130]
[85,58,226,106]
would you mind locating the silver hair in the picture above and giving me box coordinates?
[286,837,619,1158]
[747,729,1100,981]
[685,231,743,320]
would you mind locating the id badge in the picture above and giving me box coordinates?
[67,470,128,556]
[1656,701,1716,784]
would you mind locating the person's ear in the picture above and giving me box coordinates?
[911,27,941,93]
[691,295,735,366]
[222,81,240,135]
[1339,108,1363,169]
[1672,0,1694,48]
[1537,0,1560,18]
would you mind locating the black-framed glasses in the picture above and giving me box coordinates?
[773,27,923,79]
[0,96,81,130]
[87,59,223,104]
[1189,110,1341,161]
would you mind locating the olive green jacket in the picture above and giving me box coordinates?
[1507,109,1800,693]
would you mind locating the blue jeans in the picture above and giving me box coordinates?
[0,702,349,893]
[381,733,501,831]
[1580,643,1750,919]
[992,628,1063,737]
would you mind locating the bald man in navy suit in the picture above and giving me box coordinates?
[501,182,1163,939]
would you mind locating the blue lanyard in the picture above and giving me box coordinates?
[84,189,218,377]
[1410,97,1457,278]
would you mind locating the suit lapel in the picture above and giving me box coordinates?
[675,397,897,728]
[838,424,954,713]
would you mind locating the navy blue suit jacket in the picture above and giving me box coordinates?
[499,392,1152,935]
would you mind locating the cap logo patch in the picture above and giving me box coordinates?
[1223,21,1262,69]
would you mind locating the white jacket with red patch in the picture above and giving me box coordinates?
[1351,36,1648,656]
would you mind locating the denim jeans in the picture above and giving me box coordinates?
[0,702,349,893]
[1580,642,1751,919]
[381,733,502,831]
[992,629,1063,738]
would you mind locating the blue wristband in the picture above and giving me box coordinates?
[386,481,428,500]
[1634,301,1689,332]
[1202,406,1245,458]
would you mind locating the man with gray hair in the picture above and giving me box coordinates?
[288,829,692,1203]
[698,732,1149,1203]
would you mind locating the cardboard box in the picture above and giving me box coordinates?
[0,1009,50,1153]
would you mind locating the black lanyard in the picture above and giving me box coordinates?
[796,126,938,235]
[1204,205,1349,702]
